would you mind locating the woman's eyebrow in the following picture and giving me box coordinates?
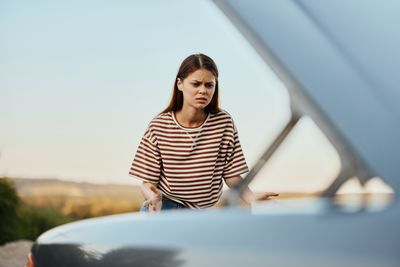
[191,80,215,84]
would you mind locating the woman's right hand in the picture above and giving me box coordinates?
[142,182,162,212]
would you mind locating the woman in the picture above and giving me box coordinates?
[129,53,277,212]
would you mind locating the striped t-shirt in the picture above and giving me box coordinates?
[129,110,249,209]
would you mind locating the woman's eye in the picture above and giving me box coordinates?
[206,84,214,88]
[193,83,200,87]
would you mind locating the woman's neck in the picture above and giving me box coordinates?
[175,107,206,128]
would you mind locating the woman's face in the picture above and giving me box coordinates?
[177,68,216,111]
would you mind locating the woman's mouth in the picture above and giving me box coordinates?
[196,97,207,102]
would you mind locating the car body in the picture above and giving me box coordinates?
[28,1,400,266]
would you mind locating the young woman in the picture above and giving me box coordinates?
[129,53,277,212]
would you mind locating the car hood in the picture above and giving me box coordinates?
[36,196,396,246]
[213,0,400,191]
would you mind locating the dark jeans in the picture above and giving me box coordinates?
[140,197,187,212]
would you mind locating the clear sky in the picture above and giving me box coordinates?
[1,0,379,193]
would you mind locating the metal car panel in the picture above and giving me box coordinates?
[214,0,400,190]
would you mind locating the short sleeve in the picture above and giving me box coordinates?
[223,120,249,179]
[129,127,161,184]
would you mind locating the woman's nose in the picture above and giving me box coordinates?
[199,85,207,93]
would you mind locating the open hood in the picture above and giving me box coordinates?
[214,0,400,193]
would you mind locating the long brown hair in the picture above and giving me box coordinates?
[161,53,221,114]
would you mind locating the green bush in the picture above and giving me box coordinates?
[0,178,21,244]
[0,178,20,216]
[0,178,74,244]
[16,205,73,241]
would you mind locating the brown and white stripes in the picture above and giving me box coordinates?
[129,110,249,209]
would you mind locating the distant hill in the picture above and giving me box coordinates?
[8,178,144,217]
[11,178,142,198]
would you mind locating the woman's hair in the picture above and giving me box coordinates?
[161,53,221,114]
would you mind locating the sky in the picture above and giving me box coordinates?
[0,0,391,193]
